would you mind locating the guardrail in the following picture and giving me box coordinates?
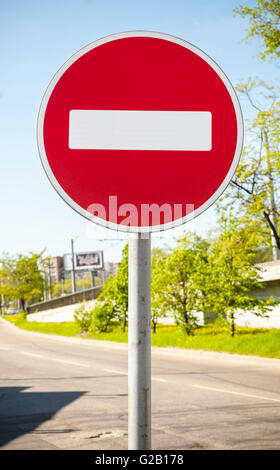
[27,285,103,314]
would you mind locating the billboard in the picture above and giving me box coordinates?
[64,251,103,271]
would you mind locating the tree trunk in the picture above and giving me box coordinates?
[1,294,5,315]
[19,298,25,312]
[263,130,280,260]
[122,313,127,332]
[231,312,235,338]
[183,311,191,336]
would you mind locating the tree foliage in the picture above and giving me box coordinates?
[219,79,280,260]
[234,0,280,60]
[96,244,129,332]
[76,226,278,338]
[112,244,129,331]
[151,248,168,333]
[195,223,275,337]
[74,273,120,334]
[157,234,209,335]
[0,253,45,310]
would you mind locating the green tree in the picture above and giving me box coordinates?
[197,223,274,337]
[159,234,209,335]
[89,299,118,333]
[113,244,129,331]
[74,274,120,333]
[62,278,72,294]
[94,245,129,332]
[0,253,45,311]
[220,79,280,260]
[98,275,119,324]
[151,248,168,333]
[52,281,65,298]
[234,0,280,61]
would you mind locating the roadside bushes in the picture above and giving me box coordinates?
[74,302,94,332]
[74,299,117,334]
[89,300,117,333]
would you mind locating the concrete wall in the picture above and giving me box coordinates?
[204,263,280,328]
[237,262,280,328]
[27,300,97,323]
[27,286,103,315]
[250,280,280,301]
[257,260,280,283]
[235,304,280,329]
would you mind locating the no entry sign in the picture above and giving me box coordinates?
[37,31,243,232]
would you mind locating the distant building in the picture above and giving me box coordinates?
[250,260,280,300]
[49,256,64,283]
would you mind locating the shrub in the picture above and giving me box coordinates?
[89,300,117,334]
[74,302,94,332]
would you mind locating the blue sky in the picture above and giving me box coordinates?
[0,0,279,262]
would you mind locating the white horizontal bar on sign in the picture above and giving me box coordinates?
[69,110,212,151]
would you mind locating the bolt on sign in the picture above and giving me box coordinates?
[37,31,243,233]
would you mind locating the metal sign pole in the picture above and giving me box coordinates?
[128,232,151,450]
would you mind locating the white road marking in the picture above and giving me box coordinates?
[104,368,127,375]
[192,384,280,403]
[103,368,167,382]
[69,110,212,151]
[20,351,89,368]
[21,352,44,359]
[51,358,89,368]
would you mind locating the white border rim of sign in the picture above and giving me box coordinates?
[37,30,244,233]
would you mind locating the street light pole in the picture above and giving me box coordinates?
[71,238,77,293]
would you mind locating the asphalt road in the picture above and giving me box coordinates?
[0,317,280,450]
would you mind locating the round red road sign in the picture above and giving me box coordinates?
[37,31,243,232]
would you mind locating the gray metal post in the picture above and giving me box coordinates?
[61,278,65,296]
[128,233,151,450]
[71,238,76,293]
[48,264,52,300]
[91,270,95,288]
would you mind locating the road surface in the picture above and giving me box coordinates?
[0,317,280,450]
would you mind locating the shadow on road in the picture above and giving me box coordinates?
[0,386,85,448]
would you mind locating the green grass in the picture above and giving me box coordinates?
[151,324,280,359]
[3,314,280,359]
[3,313,81,337]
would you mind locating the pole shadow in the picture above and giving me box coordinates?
[0,386,85,448]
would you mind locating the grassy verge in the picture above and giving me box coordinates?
[3,314,280,359]
[3,313,81,337]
